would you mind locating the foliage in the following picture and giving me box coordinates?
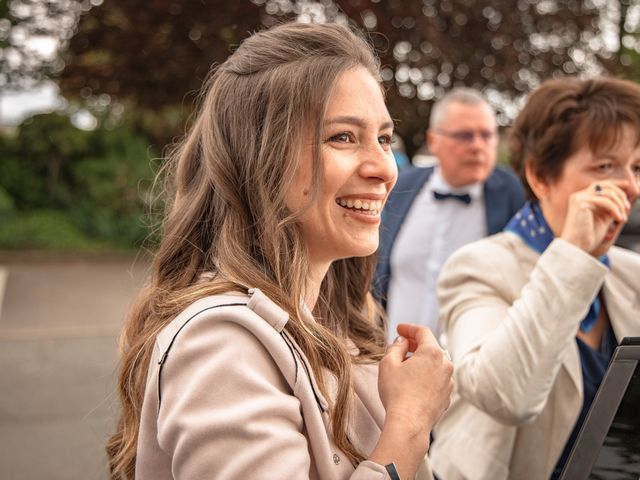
[55,0,640,154]
[58,0,270,146]
[0,112,157,250]
[613,0,640,82]
[336,0,605,148]
[0,185,15,217]
[2,112,90,207]
[59,0,267,111]
[69,126,157,247]
[0,209,103,250]
[0,0,84,89]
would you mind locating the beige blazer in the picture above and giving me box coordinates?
[135,288,432,479]
[430,234,640,480]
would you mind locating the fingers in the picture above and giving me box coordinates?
[562,180,633,254]
[588,195,627,223]
[379,323,455,432]
[590,181,631,221]
[396,323,437,352]
[384,335,410,364]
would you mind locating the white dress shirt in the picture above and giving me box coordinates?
[386,167,486,343]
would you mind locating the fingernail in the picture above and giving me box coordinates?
[394,335,405,344]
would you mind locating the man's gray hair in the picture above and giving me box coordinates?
[429,87,492,129]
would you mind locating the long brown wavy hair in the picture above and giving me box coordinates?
[106,22,388,479]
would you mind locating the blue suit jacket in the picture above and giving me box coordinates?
[373,165,525,308]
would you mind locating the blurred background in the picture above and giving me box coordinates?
[0,1,639,478]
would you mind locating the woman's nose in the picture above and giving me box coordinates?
[620,167,640,202]
[359,142,398,183]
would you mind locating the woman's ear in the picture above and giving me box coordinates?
[524,161,550,201]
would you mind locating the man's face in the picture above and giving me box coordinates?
[427,102,498,187]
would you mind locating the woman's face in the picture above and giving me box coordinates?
[286,67,397,275]
[539,124,640,248]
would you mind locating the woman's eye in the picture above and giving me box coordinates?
[632,164,640,177]
[595,163,613,173]
[378,134,393,147]
[329,132,353,143]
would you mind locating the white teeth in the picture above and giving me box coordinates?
[336,198,383,213]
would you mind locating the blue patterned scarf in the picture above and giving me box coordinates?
[504,201,610,333]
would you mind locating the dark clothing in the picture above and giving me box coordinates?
[550,325,618,479]
[373,165,525,309]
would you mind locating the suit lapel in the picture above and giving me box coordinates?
[374,167,433,304]
[381,166,434,251]
[603,272,640,340]
[483,170,506,234]
[562,338,583,400]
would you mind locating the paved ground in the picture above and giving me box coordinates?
[0,241,637,480]
[0,254,150,480]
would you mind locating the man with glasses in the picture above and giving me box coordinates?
[374,88,525,344]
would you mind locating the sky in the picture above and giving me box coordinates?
[0,81,63,125]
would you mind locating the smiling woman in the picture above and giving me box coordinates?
[286,67,397,300]
[106,22,453,480]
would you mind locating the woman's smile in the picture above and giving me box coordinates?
[286,66,397,272]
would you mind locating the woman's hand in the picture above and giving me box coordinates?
[379,323,454,436]
[560,180,632,257]
[369,324,453,478]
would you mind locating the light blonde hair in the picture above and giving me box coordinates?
[107,22,387,479]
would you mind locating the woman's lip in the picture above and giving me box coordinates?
[336,193,386,201]
[342,207,381,224]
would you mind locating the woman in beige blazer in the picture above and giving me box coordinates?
[106,23,453,480]
[430,77,640,480]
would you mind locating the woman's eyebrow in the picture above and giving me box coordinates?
[593,154,619,161]
[324,115,394,130]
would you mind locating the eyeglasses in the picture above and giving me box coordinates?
[434,129,497,144]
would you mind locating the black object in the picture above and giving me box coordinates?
[384,462,401,480]
[559,337,640,479]
[432,191,472,205]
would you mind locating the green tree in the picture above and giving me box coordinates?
[0,111,156,249]
[58,0,271,147]
[0,0,81,90]
[70,125,157,246]
[0,112,89,207]
[611,0,640,83]
[57,0,626,154]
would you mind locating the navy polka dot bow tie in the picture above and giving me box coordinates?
[433,190,472,205]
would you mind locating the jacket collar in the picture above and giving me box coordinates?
[603,269,640,341]
[247,288,289,332]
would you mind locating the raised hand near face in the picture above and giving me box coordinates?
[560,180,633,257]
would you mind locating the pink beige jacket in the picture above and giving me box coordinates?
[136,288,432,479]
